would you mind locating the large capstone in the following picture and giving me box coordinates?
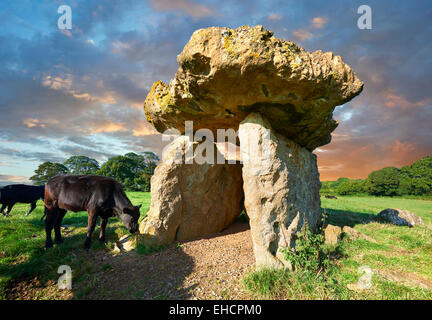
[239,113,322,269]
[139,136,244,246]
[145,25,363,151]
[140,25,363,269]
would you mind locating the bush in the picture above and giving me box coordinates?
[243,223,349,299]
[320,156,432,197]
[364,166,400,196]
[280,224,330,275]
[336,180,364,195]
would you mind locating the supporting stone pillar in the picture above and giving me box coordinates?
[239,113,322,269]
[139,135,244,247]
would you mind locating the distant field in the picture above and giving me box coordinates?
[1,193,431,300]
[245,195,432,299]
[323,195,432,298]
[0,192,150,299]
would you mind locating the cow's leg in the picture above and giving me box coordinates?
[45,207,57,249]
[99,217,108,243]
[5,203,15,217]
[54,209,67,244]
[84,209,98,250]
[25,201,37,216]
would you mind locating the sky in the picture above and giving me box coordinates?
[0,0,431,184]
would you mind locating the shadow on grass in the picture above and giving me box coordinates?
[2,212,195,300]
[1,213,116,298]
[71,222,252,299]
[71,242,195,300]
[323,208,376,228]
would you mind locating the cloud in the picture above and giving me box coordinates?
[0,0,431,184]
[268,13,282,21]
[0,173,29,186]
[383,89,430,109]
[292,16,327,41]
[150,0,214,18]
[89,121,127,134]
[292,29,313,41]
[23,118,45,129]
[42,74,118,104]
[56,145,115,162]
[311,16,328,29]
[132,120,158,137]
[0,145,65,164]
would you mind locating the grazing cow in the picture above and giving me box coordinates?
[0,184,45,217]
[43,175,141,249]
[325,195,338,199]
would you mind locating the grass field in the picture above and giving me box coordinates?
[244,196,432,299]
[1,193,431,299]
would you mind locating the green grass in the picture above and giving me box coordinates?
[244,195,432,300]
[0,191,150,299]
[2,192,432,300]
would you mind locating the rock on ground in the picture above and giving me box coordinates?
[342,226,377,243]
[377,208,424,227]
[324,224,342,245]
[139,136,244,246]
[239,113,321,269]
[144,25,363,151]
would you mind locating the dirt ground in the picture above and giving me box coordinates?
[7,221,256,300]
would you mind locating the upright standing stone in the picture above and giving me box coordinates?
[139,136,244,246]
[239,113,321,269]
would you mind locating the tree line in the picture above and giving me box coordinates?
[320,156,432,197]
[30,154,431,196]
[30,152,159,192]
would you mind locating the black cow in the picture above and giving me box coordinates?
[0,184,45,217]
[43,175,141,250]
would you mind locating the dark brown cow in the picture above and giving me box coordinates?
[44,175,141,250]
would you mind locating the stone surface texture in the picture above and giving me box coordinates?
[139,26,363,269]
[139,136,244,246]
[239,113,322,268]
[144,25,363,150]
[324,224,342,245]
[377,208,424,227]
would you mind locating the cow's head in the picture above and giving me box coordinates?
[120,205,141,233]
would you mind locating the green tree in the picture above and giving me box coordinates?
[334,177,349,186]
[64,156,100,175]
[30,162,69,185]
[124,152,158,190]
[320,181,335,195]
[98,156,139,185]
[141,151,160,163]
[364,167,400,196]
[336,179,364,195]
[97,152,159,191]
[398,156,432,195]
[134,172,152,192]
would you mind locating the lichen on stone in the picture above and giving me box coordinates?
[143,25,363,151]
